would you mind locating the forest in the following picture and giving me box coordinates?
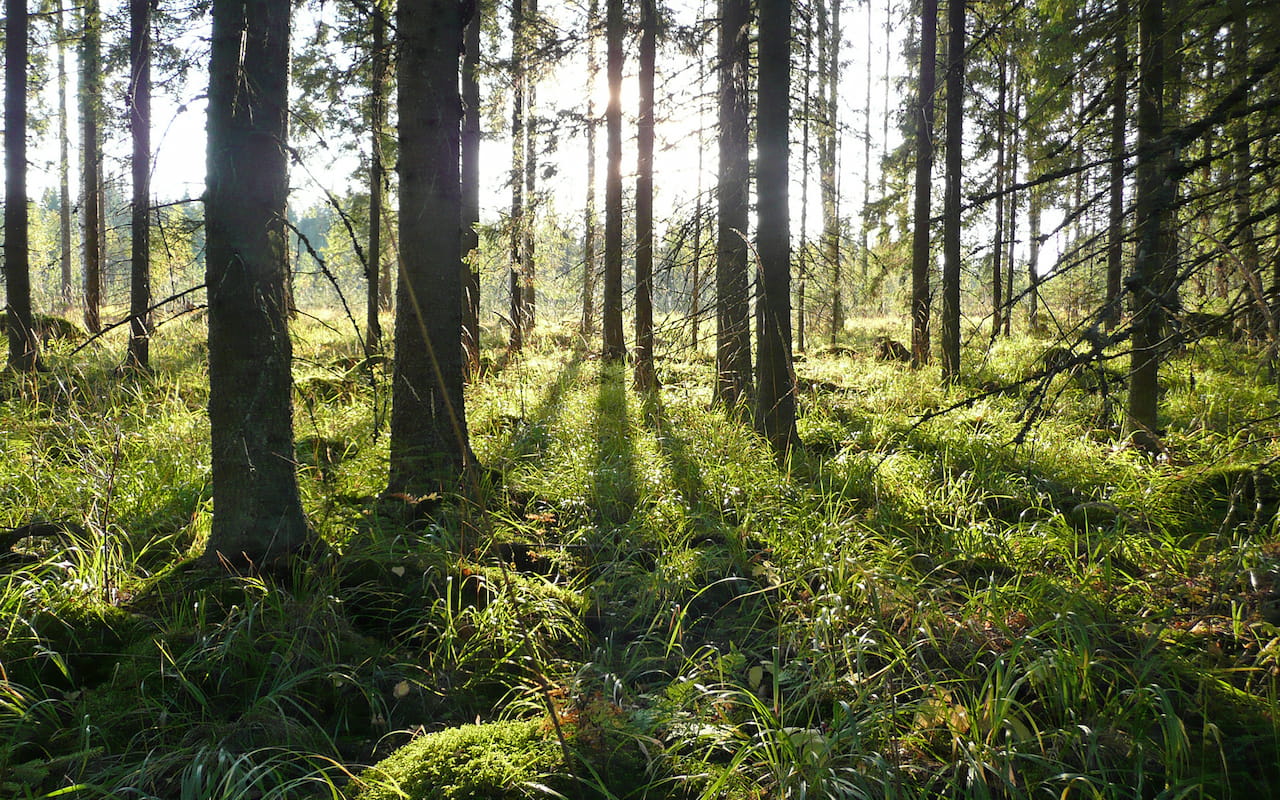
[2,0,1280,796]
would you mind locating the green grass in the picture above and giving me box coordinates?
[1,312,1278,798]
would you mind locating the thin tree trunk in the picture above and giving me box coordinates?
[939,0,964,382]
[859,0,872,297]
[523,0,538,333]
[825,0,843,345]
[462,0,481,372]
[82,0,102,334]
[57,0,73,311]
[581,0,598,336]
[509,0,526,351]
[797,2,811,355]
[602,0,625,359]
[1027,187,1042,331]
[367,0,389,358]
[1004,60,1019,336]
[716,0,751,400]
[127,0,151,370]
[389,0,472,493]
[909,0,938,366]
[203,0,310,565]
[1105,0,1128,330]
[634,0,657,390]
[991,46,1006,342]
[755,0,795,454]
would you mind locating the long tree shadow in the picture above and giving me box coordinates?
[592,361,638,530]
[640,389,709,530]
[486,356,585,466]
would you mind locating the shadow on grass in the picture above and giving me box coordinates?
[593,361,637,529]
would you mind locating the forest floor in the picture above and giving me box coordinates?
[2,311,1279,799]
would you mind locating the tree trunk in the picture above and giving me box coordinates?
[461,0,481,372]
[581,0,598,336]
[716,0,751,400]
[523,0,538,334]
[126,0,152,371]
[939,0,964,382]
[57,0,73,311]
[6,0,37,371]
[204,0,310,566]
[1027,187,1042,331]
[859,0,872,298]
[509,0,526,352]
[1004,61,1019,337]
[366,0,389,358]
[755,0,795,454]
[797,2,811,355]
[823,0,843,346]
[82,0,102,334]
[1127,0,1169,451]
[601,0,625,359]
[389,0,472,493]
[634,0,657,390]
[1105,0,1128,331]
[909,0,938,366]
[991,46,1006,342]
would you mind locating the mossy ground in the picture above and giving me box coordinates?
[1,311,1278,798]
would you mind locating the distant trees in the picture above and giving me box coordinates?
[203,0,311,566]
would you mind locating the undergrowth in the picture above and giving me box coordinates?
[1,312,1278,798]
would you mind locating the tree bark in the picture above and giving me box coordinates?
[389,0,472,493]
[366,0,389,358]
[1105,0,1128,331]
[823,0,843,346]
[204,0,310,566]
[909,0,938,366]
[523,0,538,333]
[991,46,1006,342]
[509,0,526,352]
[581,0,598,336]
[716,0,751,402]
[634,0,657,390]
[6,0,37,372]
[754,0,795,455]
[57,0,73,311]
[1127,0,1169,451]
[82,0,103,334]
[127,0,152,371]
[939,0,964,382]
[461,0,481,372]
[602,0,626,359]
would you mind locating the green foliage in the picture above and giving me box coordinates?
[2,316,1279,798]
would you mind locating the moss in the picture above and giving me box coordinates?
[354,719,567,800]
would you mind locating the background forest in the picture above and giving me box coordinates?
[2,0,1280,797]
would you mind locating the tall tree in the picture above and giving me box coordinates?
[821,0,843,346]
[366,0,390,358]
[56,0,73,310]
[716,0,751,403]
[580,0,599,335]
[1105,0,1129,331]
[909,0,938,366]
[634,0,657,390]
[990,45,1007,341]
[82,0,103,334]
[389,0,473,492]
[203,0,311,565]
[1127,0,1169,451]
[939,0,965,381]
[601,0,625,359]
[126,0,152,371]
[462,0,482,373]
[755,0,795,453]
[6,0,37,372]
[508,0,527,351]
[522,0,538,334]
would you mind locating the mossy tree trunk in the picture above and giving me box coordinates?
[204,0,311,566]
